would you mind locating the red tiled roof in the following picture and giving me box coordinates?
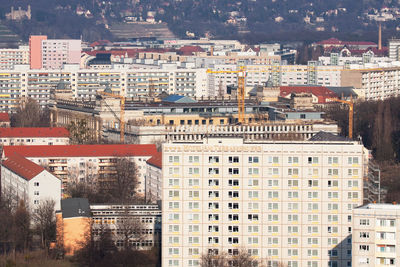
[280,86,338,104]
[0,113,10,122]
[147,151,162,169]
[2,152,45,181]
[178,46,204,55]
[0,127,69,138]
[3,144,157,158]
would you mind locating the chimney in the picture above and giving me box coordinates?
[379,23,382,50]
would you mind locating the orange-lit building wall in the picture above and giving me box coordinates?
[56,212,91,256]
[29,35,47,69]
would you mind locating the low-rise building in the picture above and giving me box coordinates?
[0,113,11,127]
[0,127,69,146]
[56,198,161,255]
[1,152,61,211]
[352,204,400,266]
[2,144,157,196]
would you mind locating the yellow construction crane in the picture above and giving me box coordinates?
[207,66,247,123]
[327,98,354,139]
[97,85,126,143]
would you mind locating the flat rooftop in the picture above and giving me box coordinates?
[356,203,400,210]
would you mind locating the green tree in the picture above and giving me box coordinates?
[67,119,92,144]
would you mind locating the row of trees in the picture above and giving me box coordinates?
[0,193,56,255]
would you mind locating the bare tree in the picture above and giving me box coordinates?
[104,157,138,203]
[12,200,31,254]
[116,208,145,251]
[67,119,92,144]
[11,98,50,127]
[32,199,56,249]
[201,250,229,267]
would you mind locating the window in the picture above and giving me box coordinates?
[288,156,299,164]
[228,203,239,209]
[168,156,179,163]
[360,219,370,226]
[328,180,338,187]
[248,202,259,210]
[229,225,239,232]
[248,168,259,175]
[228,179,239,186]
[209,156,219,163]
[268,180,279,186]
[328,156,339,164]
[288,180,299,187]
[288,168,299,176]
[34,191,39,196]
[229,191,239,198]
[348,157,359,164]
[360,232,369,238]
[248,156,259,163]
[208,168,219,175]
[308,157,319,164]
[348,169,359,176]
[208,179,219,186]
[168,190,179,198]
[248,179,259,186]
[189,168,200,175]
[189,179,199,186]
[288,214,299,222]
[288,226,299,233]
[328,192,339,199]
[189,191,199,198]
[288,191,299,199]
[169,202,180,209]
[328,203,339,210]
[268,156,279,164]
[328,169,339,176]
[228,156,239,163]
[268,168,279,175]
[34,182,39,186]
[348,180,359,188]
[249,191,259,198]
[359,245,369,251]
[228,168,239,175]
[188,156,199,163]
[168,179,179,186]
[308,180,318,187]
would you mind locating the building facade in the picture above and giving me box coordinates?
[1,152,61,211]
[0,127,69,146]
[352,204,400,266]
[2,144,157,196]
[162,137,366,267]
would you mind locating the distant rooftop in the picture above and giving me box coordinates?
[356,203,400,210]
[308,131,350,142]
[2,152,44,181]
[0,127,69,138]
[60,198,91,218]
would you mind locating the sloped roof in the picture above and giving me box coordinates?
[308,131,350,142]
[0,113,10,122]
[178,46,204,55]
[3,144,157,158]
[0,127,69,138]
[2,152,45,181]
[147,151,162,169]
[280,86,337,104]
[162,95,197,103]
[60,198,91,218]
[316,38,377,46]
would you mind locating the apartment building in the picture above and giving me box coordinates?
[0,127,69,146]
[0,65,209,111]
[389,39,400,61]
[341,67,400,100]
[29,35,81,70]
[352,204,400,266]
[0,45,29,69]
[2,144,157,196]
[1,152,61,211]
[162,135,366,267]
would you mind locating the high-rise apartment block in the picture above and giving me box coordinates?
[29,35,81,69]
[162,136,366,267]
[352,204,400,267]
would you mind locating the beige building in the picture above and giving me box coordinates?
[162,135,366,267]
[352,204,400,267]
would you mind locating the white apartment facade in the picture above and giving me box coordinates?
[352,204,400,267]
[0,45,29,69]
[0,65,208,111]
[162,137,366,267]
[1,152,61,211]
[145,152,162,203]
